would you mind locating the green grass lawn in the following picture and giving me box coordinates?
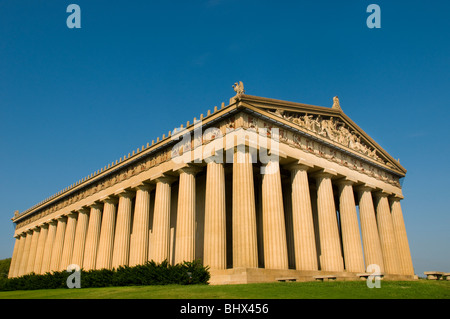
[0,279,449,299]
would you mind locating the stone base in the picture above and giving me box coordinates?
[209,268,416,285]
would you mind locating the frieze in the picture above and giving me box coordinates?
[15,147,172,229]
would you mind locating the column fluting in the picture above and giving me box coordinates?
[26,227,40,274]
[8,236,21,278]
[33,224,48,274]
[374,192,401,275]
[40,220,57,274]
[129,184,153,267]
[71,208,90,268]
[18,230,33,276]
[261,160,288,269]
[175,167,200,265]
[232,147,258,268]
[336,179,365,273]
[357,185,384,272]
[49,216,67,272]
[83,204,103,270]
[60,213,78,271]
[112,191,134,268]
[96,198,118,269]
[390,197,415,276]
[314,172,344,272]
[204,161,227,270]
[12,233,26,277]
[288,164,318,271]
[150,177,173,264]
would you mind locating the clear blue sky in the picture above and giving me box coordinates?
[1,0,449,277]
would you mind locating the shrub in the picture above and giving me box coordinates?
[0,259,210,291]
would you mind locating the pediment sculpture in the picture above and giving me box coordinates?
[272,110,383,163]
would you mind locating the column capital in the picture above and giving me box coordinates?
[39,223,49,229]
[311,168,338,180]
[77,208,90,215]
[100,195,119,205]
[64,212,78,219]
[335,177,358,187]
[389,194,404,202]
[373,190,393,198]
[175,164,202,176]
[284,163,311,172]
[284,158,314,172]
[57,215,68,222]
[114,188,135,199]
[355,183,376,193]
[89,202,104,210]
[130,181,155,192]
[152,173,177,185]
[74,206,90,214]
[47,218,58,226]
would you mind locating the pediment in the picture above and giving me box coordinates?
[234,94,406,176]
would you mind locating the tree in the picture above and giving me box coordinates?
[0,258,11,279]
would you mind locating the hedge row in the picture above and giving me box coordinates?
[0,260,210,291]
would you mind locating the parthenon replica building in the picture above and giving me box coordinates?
[8,83,415,284]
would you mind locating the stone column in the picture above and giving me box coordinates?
[96,198,118,269]
[33,224,48,274]
[336,179,365,273]
[11,234,26,277]
[288,164,318,271]
[18,230,33,276]
[261,160,288,269]
[26,227,41,274]
[390,197,415,276]
[313,172,344,272]
[112,191,134,268]
[41,220,57,274]
[204,161,227,270]
[50,216,67,272]
[60,213,78,271]
[232,147,258,268]
[83,204,103,270]
[71,208,90,268]
[8,235,21,278]
[129,184,153,267]
[174,166,200,265]
[374,192,401,275]
[150,177,174,264]
[357,185,384,272]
